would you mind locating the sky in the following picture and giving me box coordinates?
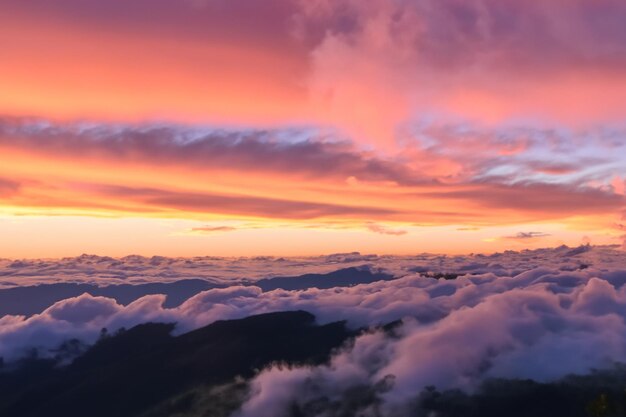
[1,0,625,257]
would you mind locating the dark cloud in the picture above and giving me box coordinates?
[525,161,581,175]
[88,183,398,220]
[0,118,427,186]
[297,0,626,72]
[5,0,626,74]
[421,182,625,215]
[366,223,408,236]
[503,231,551,240]
[0,118,623,224]
[615,224,626,249]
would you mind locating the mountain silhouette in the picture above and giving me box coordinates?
[254,266,394,291]
[0,310,354,417]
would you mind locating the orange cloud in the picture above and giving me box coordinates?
[190,225,237,233]
[0,119,623,234]
[2,0,626,147]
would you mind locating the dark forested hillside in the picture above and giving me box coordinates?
[0,311,354,417]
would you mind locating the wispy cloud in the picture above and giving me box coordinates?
[2,244,626,417]
[0,118,623,243]
[190,225,237,233]
[503,232,551,241]
[366,223,407,236]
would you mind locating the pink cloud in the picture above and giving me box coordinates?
[366,223,408,236]
[0,178,20,197]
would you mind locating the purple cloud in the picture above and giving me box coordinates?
[503,231,551,240]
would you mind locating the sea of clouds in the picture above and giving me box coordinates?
[1,245,626,414]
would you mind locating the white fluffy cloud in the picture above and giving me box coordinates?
[234,264,626,415]
[1,246,626,414]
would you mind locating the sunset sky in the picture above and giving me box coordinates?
[1,0,625,257]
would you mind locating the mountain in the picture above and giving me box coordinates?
[254,266,394,291]
[0,267,395,317]
[0,279,218,316]
[0,311,355,417]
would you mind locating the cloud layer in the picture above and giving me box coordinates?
[1,118,624,231]
[2,245,626,415]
